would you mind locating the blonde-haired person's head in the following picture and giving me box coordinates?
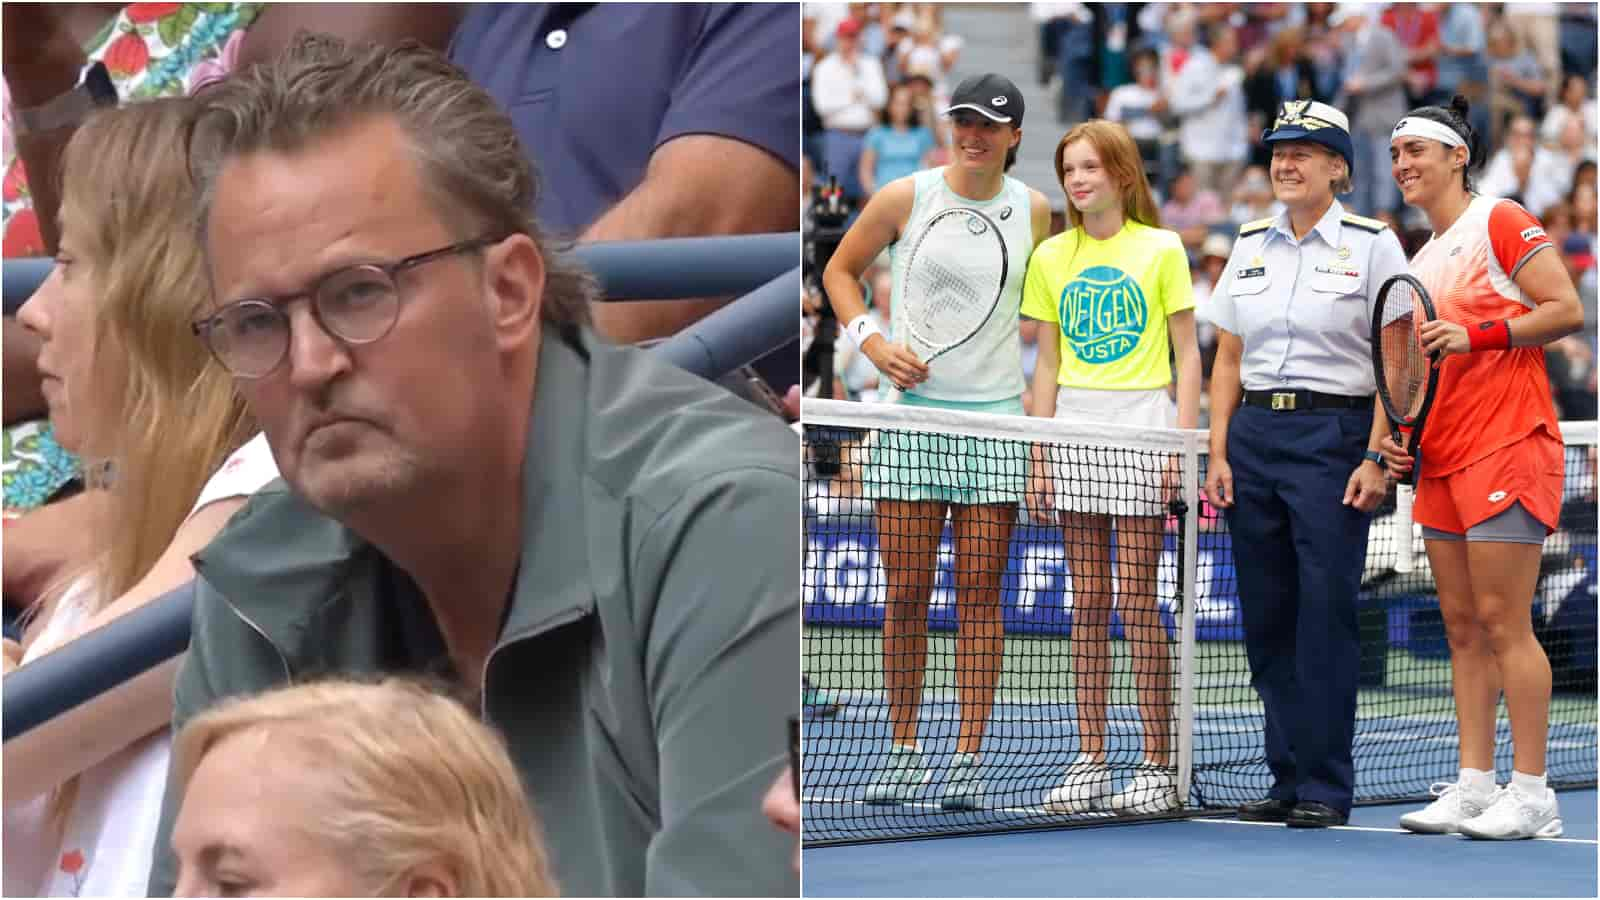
[169,677,556,897]
[35,97,253,603]
[1054,120,1162,232]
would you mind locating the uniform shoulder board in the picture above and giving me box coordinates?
[1238,217,1274,237]
[1341,213,1388,233]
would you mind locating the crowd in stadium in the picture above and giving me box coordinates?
[801,1,1598,424]
[2,3,801,897]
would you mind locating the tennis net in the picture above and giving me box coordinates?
[800,398,1597,844]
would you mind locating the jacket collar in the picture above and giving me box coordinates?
[1268,198,1345,249]
[193,327,597,655]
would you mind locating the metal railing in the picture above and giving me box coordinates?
[2,232,799,740]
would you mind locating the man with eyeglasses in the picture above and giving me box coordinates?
[147,34,799,898]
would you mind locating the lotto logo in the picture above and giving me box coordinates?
[1521,226,1546,242]
[1488,490,1508,502]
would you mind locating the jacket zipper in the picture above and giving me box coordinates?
[220,594,292,682]
[478,605,593,716]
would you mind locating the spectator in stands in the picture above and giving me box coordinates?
[1228,165,1282,228]
[894,9,963,112]
[3,98,265,898]
[447,3,800,390]
[1540,73,1597,157]
[1571,171,1598,236]
[147,35,797,898]
[1331,3,1407,218]
[859,82,938,198]
[812,16,889,208]
[1437,3,1490,139]
[1243,27,1319,168]
[836,267,894,403]
[1104,47,1168,178]
[169,678,555,897]
[1477,114,1540,203]
[1487,18,1550,127]
[1558,3,1598,90]
[1024,119,1202,816]
[1042,3,1098,125]
[1382,2,1442,106]
[1167,21,1249,197]
[1523,114,1588,220]
[1502,1,1563,103]
[1161,165,1225,255]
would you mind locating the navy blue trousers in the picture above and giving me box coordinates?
[1224,405,1374,813]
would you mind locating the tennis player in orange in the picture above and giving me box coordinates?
[1381,96,1584,840]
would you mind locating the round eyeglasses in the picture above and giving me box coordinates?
[191,237,500,378]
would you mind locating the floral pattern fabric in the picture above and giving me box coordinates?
[0,3,259,515]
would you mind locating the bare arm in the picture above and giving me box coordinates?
[2,491,104,610]
[582,135,799,345]
[821,178,928,390]
[858,143,879,198]
[1418,246,1584,355]
[1204,328,1244,508]
[2,497,245,805]
[1167,308,1202,430]
[2,6,91,257]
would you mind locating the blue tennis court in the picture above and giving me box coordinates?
[803,788,1598,897]
[803,687,1597,835]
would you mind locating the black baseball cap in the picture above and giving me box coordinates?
[943,73,1024,127]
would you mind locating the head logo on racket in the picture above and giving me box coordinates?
[899,207,1009,365]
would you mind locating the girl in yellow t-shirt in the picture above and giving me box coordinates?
[1020,119,1201,815]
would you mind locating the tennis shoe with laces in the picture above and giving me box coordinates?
[862,744,931,806]
[940,751,987,811]
[1044,759,1112,813]
[1398,780,1498,834]
[1108,767,1181,814]
[1457,783,1562,840]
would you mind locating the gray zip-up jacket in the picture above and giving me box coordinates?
[147,328,801,897]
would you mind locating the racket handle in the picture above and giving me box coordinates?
[1393,483,1415,574]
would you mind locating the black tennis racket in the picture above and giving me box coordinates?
[1371,273,1441,574]
[899,207,1008,365]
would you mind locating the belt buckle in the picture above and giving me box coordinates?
[1271,392,1296,411]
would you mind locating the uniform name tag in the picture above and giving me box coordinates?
[1314,264,1361,278]
[1237,266,1266,279]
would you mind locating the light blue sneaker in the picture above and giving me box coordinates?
[863,744,931,805]
[940,752,987,811]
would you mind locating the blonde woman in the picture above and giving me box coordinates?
[3,97,269,897]
[168,677,556,897]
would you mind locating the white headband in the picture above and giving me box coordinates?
[1391,117,1468,159]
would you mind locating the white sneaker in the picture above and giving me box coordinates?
[1044,759,1112,813]
[1399,781,1499,834]
[1109,768,1181,813]
[1457,784,1563,840]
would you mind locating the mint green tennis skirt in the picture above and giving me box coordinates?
[862,393,1027,506]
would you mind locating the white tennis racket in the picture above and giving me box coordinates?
[899,207,1008,364]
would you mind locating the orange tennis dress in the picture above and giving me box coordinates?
[1406,196,1564,534]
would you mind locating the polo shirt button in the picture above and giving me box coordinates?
[546,29,567,49]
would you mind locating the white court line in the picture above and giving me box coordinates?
[802,793,1102,820]
[1193,817,1598,845]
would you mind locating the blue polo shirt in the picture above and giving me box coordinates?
[450,2,800,237]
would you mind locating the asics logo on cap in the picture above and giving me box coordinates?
[992,96,1008,106]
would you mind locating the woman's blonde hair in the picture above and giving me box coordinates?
[1054,120,1163,232]
[55,97,254,606]
[171,677,556,897]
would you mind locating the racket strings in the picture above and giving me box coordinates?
[904,212,1006,351]
[1378,289,1429,422]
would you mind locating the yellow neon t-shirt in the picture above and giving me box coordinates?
[1020,220,1194,390]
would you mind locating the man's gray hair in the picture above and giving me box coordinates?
[188,32,595,326]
